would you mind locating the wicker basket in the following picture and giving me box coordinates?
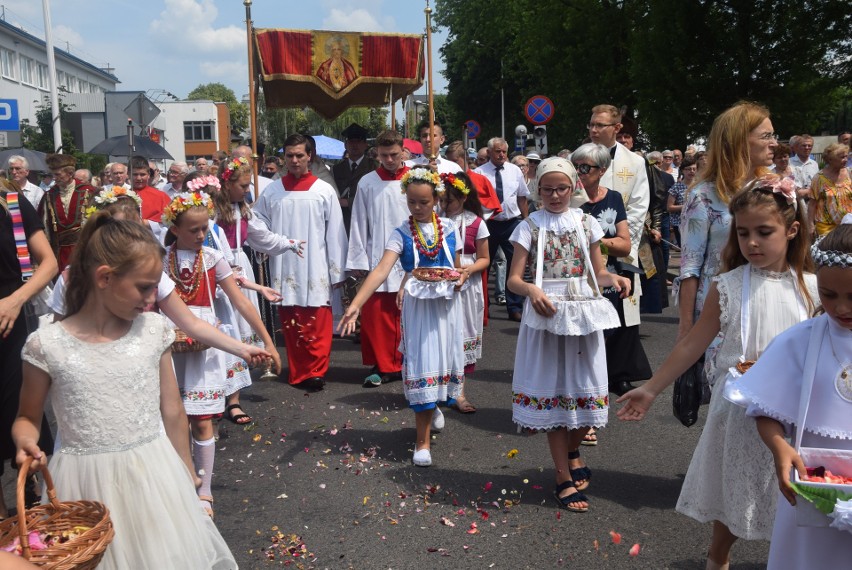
[0,457,114,569]
[171,329,210,353]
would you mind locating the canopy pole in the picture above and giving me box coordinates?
[424,1,435,161]
[244,0,259,200]
[389,84,395,130]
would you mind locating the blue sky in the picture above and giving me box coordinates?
[2,0,447,100]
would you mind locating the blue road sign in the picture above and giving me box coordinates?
[465,120,481,139]
[524,96,554,125]
[0,99,20,131]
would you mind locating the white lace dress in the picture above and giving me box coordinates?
[21,313,237,569]
[676,265,817,540]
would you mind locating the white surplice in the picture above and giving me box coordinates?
[346,170,409,292]
[598,141,649,265]
[253,177,348,307]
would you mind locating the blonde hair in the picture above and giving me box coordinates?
[693,101,771,204]
[591,104,622,123]
[821,142,850,163]
[65,211,164,317]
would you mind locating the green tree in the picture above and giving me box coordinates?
[187,82,249,134]
[435,0,852,151]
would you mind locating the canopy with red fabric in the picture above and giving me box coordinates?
[254,29,425,119]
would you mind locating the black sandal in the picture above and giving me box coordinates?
[567,450,591,491]
[554,480,589,513]
[225,403,252,425]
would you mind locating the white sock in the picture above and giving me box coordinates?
[192,437,216,499]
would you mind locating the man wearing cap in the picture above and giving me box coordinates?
[333,123,374,232]
[5,156,43,208]
[475,137,530,322]
[40,154,96,271]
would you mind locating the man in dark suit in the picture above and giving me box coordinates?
[332,123,374,232]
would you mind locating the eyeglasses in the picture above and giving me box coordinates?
[756,132,779,141]
[538,185,573,196]
[573,163,601,175]
[587,122,617,130]
[662,156,673,160]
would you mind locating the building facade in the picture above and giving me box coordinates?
[149,100,231,164]
[0,18,119,130]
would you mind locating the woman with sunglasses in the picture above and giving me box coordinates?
[575,143,651,406]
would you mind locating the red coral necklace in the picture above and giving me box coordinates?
[409,213,443,258]
[168,245,204,302]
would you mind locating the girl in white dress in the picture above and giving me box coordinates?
[439,172,490,413]
[163,190,278,517]
[204,162,304,424]
[618,175,816,569]
[339,169,466,467]
[14,213,236,569]
[508,158,627,513]
[726,217,852,569]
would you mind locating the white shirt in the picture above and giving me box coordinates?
[252,177,348,307]
[21,180,44,209]
[346,170,409,292]
[474,160,530,221]
[790,155,819,188]
[405,156,460,175]
[103,183,131,192]
[161,182,183,200]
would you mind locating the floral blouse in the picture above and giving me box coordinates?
[674,180,732,321]
[810,172,852,236]
[511,209,604,280]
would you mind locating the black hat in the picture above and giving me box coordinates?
[341,123,368,141]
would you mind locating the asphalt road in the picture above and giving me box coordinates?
[205,297,770,569]
[1,291,771,569]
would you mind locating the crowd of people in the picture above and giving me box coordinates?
[0,102,850,568]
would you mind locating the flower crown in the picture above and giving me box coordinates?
[751,174,797,210]
[222,156,249,182]
[400,168,445,194]
[162,191,215,227]
[186,175,221,192]
[440,172,470,195]
[811,214,852,268]
[83,187,142,219]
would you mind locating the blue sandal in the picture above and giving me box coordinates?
[554,480,588,513]
[568,450,591,491]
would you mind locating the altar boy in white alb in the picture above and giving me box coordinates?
[253,134,348,392]
[347,130,412,387]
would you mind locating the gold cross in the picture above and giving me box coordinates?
[616,167,635,184]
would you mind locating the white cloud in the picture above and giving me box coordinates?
[320,0,396,32]
[149,0,245,54]
[199,60,245,80]
[52,25,84,49]
[323,8,390,32]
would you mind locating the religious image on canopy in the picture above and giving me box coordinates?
[254,29,424,119]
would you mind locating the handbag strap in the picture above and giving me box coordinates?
[6,193,34,281]
[794,316,827,451]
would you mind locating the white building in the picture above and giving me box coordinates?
[149,100,231,164]
[0,17,119,129]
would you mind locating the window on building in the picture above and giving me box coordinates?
[19,56,35,85]
[36,63,48,89]
[1,48,17,80]
[184,121,215,142]
[56,70,66,91]
[66,75,78,92]
[78,81,89,93]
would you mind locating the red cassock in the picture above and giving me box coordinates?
[278,306,333,385]
[359,292,403,373]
